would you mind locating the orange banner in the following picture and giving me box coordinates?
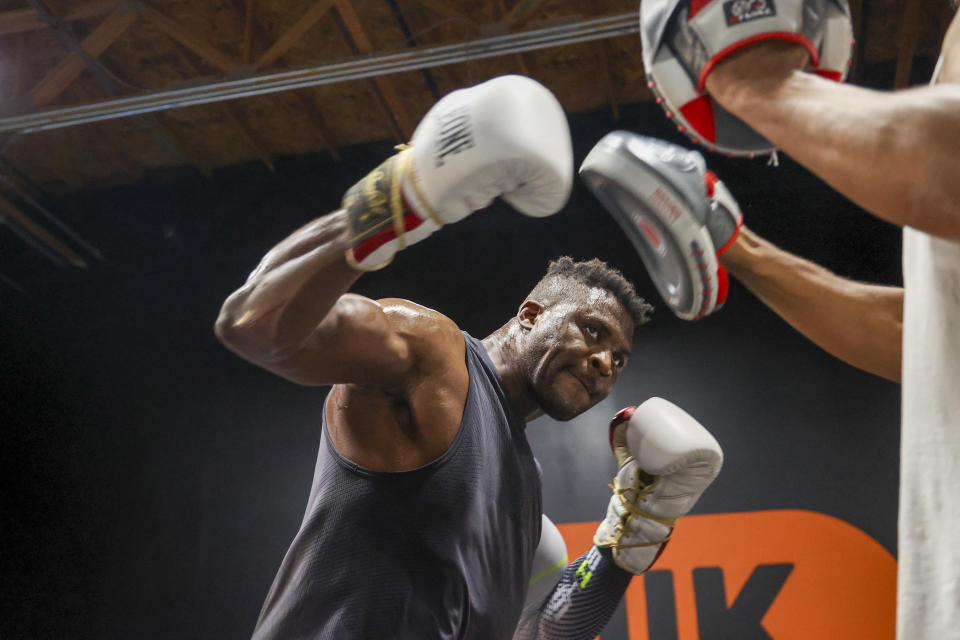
[557,510,896,640]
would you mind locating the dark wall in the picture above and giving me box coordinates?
[1,102,901,639]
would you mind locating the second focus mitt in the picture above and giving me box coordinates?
[580,132,742,321]
[640,0,854,156]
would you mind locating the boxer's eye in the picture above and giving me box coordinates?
[585,325,599,339]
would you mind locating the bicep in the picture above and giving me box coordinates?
[259,294,411,386]
[263,296,457,388]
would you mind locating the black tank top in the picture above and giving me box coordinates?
[252,332,542,639]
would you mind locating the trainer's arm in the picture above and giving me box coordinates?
[721,225,903,382]
[214,210,413,387]
[705,44,960,241]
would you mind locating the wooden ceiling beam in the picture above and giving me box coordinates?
[254,0,335,70]
[409,0,467,23]
[223,103,275,172]
[598,41,619,121]
[141,113,215,180]
[142,6,239,75]
[28,6,138,107]
[175,54,274,173]
[894,0,923,88]
[243,0,257,64]
[333,0,415,140]
[293,91,341,162]
[0,191,86,267]
[0,0,116,36]
[12,33,25,96]
[503,0,549,28]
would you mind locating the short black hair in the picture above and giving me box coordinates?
[528,256,653,327]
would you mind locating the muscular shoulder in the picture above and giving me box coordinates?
[328,300,470,470]
[377,298,465,376]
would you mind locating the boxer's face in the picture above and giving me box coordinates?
[522,288,633,421]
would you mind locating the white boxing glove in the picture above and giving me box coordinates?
[594,398,723,574]
[343,75,573,270]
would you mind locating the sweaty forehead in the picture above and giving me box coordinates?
[580,287,633,332]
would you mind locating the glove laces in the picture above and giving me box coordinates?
[607,458,677,550]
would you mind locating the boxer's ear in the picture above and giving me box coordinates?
[517,301,544,330]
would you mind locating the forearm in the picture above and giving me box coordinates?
[215,210,362,361]
[711,71,960,240]
[722,226,903,382]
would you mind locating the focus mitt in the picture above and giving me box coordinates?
[580,132,742,321]
[640,0,854,156]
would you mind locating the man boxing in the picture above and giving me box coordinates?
[215,75,723,639]
[582,2,959,637]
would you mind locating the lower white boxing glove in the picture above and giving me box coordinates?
[343,75,573,270]
[594,397,723,574]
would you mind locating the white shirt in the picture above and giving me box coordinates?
[898,53,960,638]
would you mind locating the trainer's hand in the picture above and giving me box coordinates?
[343,75,573,270]
[640,0,853,156]
[595,398,723,575]
[705,40,811,108]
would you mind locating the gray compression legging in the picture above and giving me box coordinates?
[512,516,634,640]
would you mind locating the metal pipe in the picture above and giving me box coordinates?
[0,12,638,135]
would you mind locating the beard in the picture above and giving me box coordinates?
[531,374,584,421]
[524,344,595,421]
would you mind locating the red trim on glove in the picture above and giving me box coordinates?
[698,32,820,91]
[680,95,717,143]
[688,0,712,19]
[813,69,844,82]
[351,197,425,263]
[608,406,638,451]
[716,264,730,307]
[704,170,718,198]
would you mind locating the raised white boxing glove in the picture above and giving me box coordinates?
[594,398,723,574]
[580,132,743,321]
[343,75,573,270]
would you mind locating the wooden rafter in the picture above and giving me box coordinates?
[0,0,115,36]
[598,41,619,121]
[492,0,531,75]
[254,0,335,70]
[293,91,341,162]
[894,0,923,88]
[334,0,415,141]
[142,6,239,74]
[12,33,24,96]
[223,103,275,172]
[173,54,274,172]
[243,0,257,64]
[0,191,86,267]
[28,6,138,107]
[503,0,549,28]
[143,113,214,180]
[410,0,468,22]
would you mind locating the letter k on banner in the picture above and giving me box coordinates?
[557,510,896,639]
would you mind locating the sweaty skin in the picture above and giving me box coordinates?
[216,209,633,472]
[706,10,960,382]
[705,12,960,241]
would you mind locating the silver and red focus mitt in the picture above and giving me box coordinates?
[580,132,742,321]
[641,0,854,156]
